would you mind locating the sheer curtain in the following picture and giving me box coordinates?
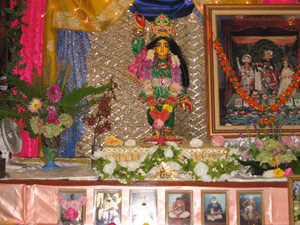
[56,30,91,157]
[11,0,46,157]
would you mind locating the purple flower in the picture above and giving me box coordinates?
[46,85,62,103]
[240,148,252,160]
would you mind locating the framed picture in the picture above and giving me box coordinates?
[288,175,300,225]
[204,5,300,137]
[294,98,300,107]
[129,189,157,225]
[234,98,243,108]
[237,191,264,225]
[201,191,228,225]
[57,189,87,225]
[93,189,121,225]
[166,190,193,225]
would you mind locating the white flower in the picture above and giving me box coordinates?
[181,151,192,159]
[138,169,146,176]
[190,138,203,147]
[194,162,209,177]
[146,49,155,60]
[178,173,192,181]
[166,161,182,171]
[118,161,128,168]
[219,173,230,181]
[118,178,127,184]
[166,141,180,149]
[138,154,148,163]
[263,170,275,178]
[127,162,141,172]
[231,170,239,177]
[148,145,159,155]
[201,174,213,182]
[125,139,136,147]
[93,150,106,159]
[103,156,116,176]
[228,147,240,156]
[147,165,160,175]
[164,146,174,158]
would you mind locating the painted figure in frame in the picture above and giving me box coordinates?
[127,12,192,142]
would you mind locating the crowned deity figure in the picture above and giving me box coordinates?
[127,13,192,143]
[236,54,255,94]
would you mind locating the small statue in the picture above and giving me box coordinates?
[127,13,192,143]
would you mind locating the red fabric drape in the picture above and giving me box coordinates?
[11,0,46,157]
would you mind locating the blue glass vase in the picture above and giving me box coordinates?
[41,135,60,170]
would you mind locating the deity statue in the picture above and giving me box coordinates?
[236,54,255,94]
[277,55,295,98]
[127,13,192,143]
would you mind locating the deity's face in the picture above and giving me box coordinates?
[283,61,288,68]
[154,39,170,59]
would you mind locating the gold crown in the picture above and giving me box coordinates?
[149,13,175,41]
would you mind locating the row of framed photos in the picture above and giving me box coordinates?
[58,189,265,225]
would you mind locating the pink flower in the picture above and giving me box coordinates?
[211,135,225,147]
[46,106,59,124]
[69,200,81,210]
[65,207,79,220]
[157,137,167,146]
[46,85,62,103]
[284,168,294,177]
[153,119,164,129]
[254,138,264,150]
[108,223,117,225]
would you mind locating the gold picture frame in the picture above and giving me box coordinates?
[201,190,229,225]
[57,189,87,225]
[288,175,300,225]
[165,190,193,225]
[204,4,300,138]
[237,190,264,225]
[93,189,122,225]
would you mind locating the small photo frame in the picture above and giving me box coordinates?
[58,189,87,225]
[234,98,243,108]
[166,190,193,225]
[237,191,264,225]
[94,189,122,225]
[201,191,228,225]
[286,98,294,107]
[294,98,300,107]
[288,175,300,225]
[130,189,157,225]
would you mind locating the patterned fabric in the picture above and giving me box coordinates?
[56,30,91,158]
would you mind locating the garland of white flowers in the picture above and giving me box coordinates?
[92,142,240,183]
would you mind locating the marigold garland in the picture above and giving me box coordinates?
[213,39,300,113]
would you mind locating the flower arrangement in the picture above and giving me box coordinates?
[229,117,300,176]
[0,63,111,140]
[92,142,240,183]
[58,196,87,220]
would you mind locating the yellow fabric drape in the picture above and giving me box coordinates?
[43,0,136,83]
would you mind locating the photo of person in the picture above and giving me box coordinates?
[238,192,264,225]
[166,191,192,225]
[94,190,121,225]
[202,191,228,225]
[58,190,87,225]
[130,190,157,225]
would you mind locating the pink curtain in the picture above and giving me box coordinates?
[11,0,46,157]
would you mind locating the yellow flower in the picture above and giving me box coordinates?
[150,106,155,111]
[143,223,150,225]
[274,168,284,177]
[28,98,42,113]
[162,104,173,113]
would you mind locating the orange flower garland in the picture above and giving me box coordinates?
[213,39,300,113]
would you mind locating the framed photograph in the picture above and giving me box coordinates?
[129,189,157,225]
[58,189,87,225]
[237,191,264,225]
[204,5,300,137]
[201,191,228,225]
[294,98,300,107]
[93,189,121,225]
[234,98,243,108]
[166,190,193,225]
[288,175,300,225]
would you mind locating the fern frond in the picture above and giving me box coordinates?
[6,74,36,99]
[0,107,29,121]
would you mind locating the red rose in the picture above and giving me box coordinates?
[236,87,245,94]
[251,101,259,108]
[280,96,287,104]
[282,90,291,98]
[216,48,223,54]
[270,104,278,112]
[241,92,248,100]
[257,105,264,111]
[246,97,254,104]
